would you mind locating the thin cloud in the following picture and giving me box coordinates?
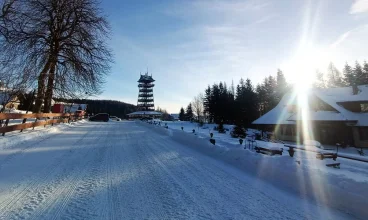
[330,24,368,48]
[330,30,352,48]
[350,0,368,14]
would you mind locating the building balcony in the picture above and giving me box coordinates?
[138,83,155,88]
[138,94,153,97]
[139,88,153,93]
[138,98,154,102]
[137,103,154,107]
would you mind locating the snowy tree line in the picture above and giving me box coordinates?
[179,61,368,137]
[179,70,288,131]
[314,61,368,89]
[56,98,136,119]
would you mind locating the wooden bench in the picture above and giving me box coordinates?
[316,152,337,161]
[326,163,340,169]
[254,146,283,156]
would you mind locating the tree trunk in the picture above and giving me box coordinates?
[43,60,56,113]
[33,60,51,113]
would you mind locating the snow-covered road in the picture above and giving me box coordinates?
[0,121,354,219]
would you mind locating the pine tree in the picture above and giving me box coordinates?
[354,61,365,85]
[313,71,326,88]
[276,69,288,102]
[362,61,368,85]
[179,107,185,121]
[185,103,194,121]
[343,63,355,86]
[327,63,344,88]
[217,122,225,133]
[203,86,212,122]
[231,123,246,138]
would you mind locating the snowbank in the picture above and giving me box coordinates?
[0,119,87,150]
[139,121,368,219]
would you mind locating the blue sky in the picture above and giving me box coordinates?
[98,0,368,113]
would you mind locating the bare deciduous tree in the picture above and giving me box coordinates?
[0,0,112,113]
[192,93,204,122]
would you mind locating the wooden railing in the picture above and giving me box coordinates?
[0,113,82,136]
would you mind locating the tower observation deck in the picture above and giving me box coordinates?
[137,72,155,111]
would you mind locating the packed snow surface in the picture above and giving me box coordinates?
[0,121,363,219]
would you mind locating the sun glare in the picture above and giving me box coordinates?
[282,45,331,91]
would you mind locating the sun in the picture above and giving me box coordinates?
[281,44,331,92]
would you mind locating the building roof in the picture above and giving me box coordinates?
[138,73,155,83]
[314,85,368,103]
[252,93,297,125]
[253,85,368,126]
[127,111,162,116]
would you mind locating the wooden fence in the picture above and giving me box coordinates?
[0,113,82,136]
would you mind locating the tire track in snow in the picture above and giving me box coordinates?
[112,130,212,220]
[0,124,104,220]
[145,130,321,219]
[106,132,128,220]
[32,128,108,220]
[0,128,91,218]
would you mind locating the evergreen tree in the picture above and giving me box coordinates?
[256,84,266,116]
[185,103,194,121]
[203,85,212,122]
[234,78,259,127]
[354,61,365,85]
[179,107,185,121]
[217,122,225,133]
[343,63,355,86]
[313,71,326,88]
[363,61,368,85]
[276,69,288,102]
[327,63,344,88]
[231,123,246,138]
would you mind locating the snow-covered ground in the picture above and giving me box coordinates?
[161,121,368,183]
[0,120,365,219]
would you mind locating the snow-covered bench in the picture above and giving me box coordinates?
[326,162,340,169]
[316,152,337,161]
[254,146,283,156]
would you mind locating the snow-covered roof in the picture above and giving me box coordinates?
[127,111,162,116]
[314,85,368,103]
[253,84,368,126]
[313,85,368,126]
[252,93,297,125]
[288,111,351,122]
[170,114,179,119]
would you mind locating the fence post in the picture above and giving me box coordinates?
[20,118,27,132]
[33,118,38,130]
[2,119,9,136]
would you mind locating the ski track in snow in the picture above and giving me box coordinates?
[0,121,356,220]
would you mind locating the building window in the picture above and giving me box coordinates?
[359,127,368,141]
[361,104,368,113]
[282,125,294,136]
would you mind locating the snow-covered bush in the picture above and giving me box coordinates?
[218,123,225,133]
[231,124,246,138]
